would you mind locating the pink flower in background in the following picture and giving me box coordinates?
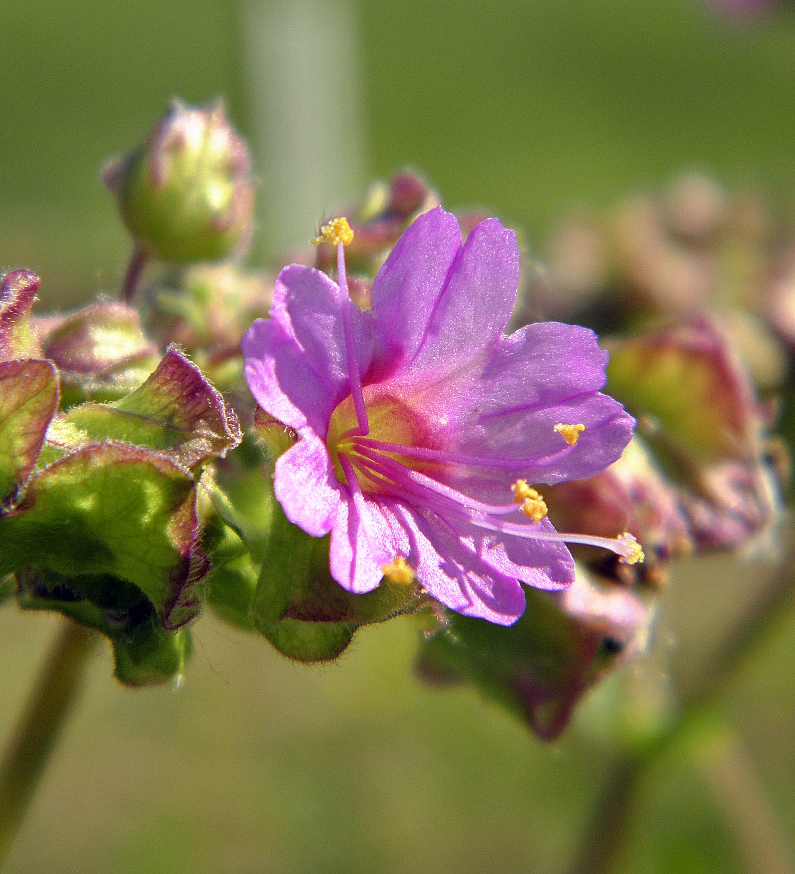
[243,208,639,625]
[707,0,775,16]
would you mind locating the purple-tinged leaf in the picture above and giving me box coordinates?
[0,270,42,360]
[0,359,58,505]
[0,442,205,630]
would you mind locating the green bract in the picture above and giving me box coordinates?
[0,271,242,684]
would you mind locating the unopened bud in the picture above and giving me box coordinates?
[104,100,254,264]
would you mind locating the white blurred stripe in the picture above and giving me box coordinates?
[242,0,365,257]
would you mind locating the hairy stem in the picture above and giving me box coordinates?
[0,620,96,867]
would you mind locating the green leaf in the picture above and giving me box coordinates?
[0,270,41,361]
[0,359,58,504]
[0,443,204,629]
[40,300,160,405]
[112,614,192,686]
[46,347,240,472]
[16,568,192,686]
[417,569,652,740]
[0,574,14,605]
[606,318,758,465]
[53,346,240,471]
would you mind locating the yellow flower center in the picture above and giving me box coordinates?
[326,391,434,493]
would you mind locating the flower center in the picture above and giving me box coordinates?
[327,391,435,492]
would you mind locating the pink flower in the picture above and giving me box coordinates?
[243,208,638,624]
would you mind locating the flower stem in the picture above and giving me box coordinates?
[567,555,795,874]
[121,245,147,303]
[0,620,96,866]
[692,723,795,874]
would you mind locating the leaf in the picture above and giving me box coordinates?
[0,443,205,629]
[0,359,58,504]
[0,270,41,360]
[606,317,759,464]
[40,300,160,404]
[417,568,652,740]
[50,346,241,471]
[41,344,242,475]
[16,568,192,686]
[250,499,422,662]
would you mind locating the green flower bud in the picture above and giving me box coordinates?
[104,100,254,264]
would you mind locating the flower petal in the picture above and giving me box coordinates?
[243,264,374,436]
[404,507,529,625]
[328,493,411,594]
[399,321,634,499]
[370,207,462,376]
[273,435,342,537]
[243,319,337,434]
[403,217,520,385]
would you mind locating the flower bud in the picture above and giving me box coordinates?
[104,101,254,264]
[37,301,159,405]
[416,564,654,740]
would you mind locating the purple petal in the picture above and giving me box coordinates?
[273,435,342,537]
[243,319,336,434]
[400,321,634,499]
[329,493,411,594]
[242,265,374,436]
[406,508,529,625]
[370,207,462,377]
[465,517,575,591]
[400,217,520,386]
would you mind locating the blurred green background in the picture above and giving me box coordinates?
[3,1,795,872]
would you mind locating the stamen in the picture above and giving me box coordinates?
[350,436,576,471]
[331,220,369,437]
[312,217,354,247]
[463,514,645,564]
[382,555,415,585]
[510,479,547,521]
[617,532,644,565]
[349,449,644,565]
[554,423,586,445]
[521,492,547,522]
[511,479,535,503]
[352,444,521,516]
[338,454,384,563]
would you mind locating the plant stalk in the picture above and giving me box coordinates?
[0,620,96,867]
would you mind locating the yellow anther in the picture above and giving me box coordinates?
[511,479,548,522]
[521,492,548,523]
[617,533,645,565]
[554,423,586,445]
[312,216,354,247]
[511,479,534,503]
[382,555,415,585]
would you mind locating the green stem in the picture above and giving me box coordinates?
[691,723,795,874]
[567,557,795,874]
[0,620,96,867]
[566,755,643,874]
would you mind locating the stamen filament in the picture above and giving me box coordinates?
[345,447,640,564]
[351,444,521,516]
[336,241,369,436]
[350,435,576,471]
[338,454,384,564]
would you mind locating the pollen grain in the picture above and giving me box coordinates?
[382,555,415,585]
[617,532,645,565]
[312,216,354,247]
[554,423,586,445]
